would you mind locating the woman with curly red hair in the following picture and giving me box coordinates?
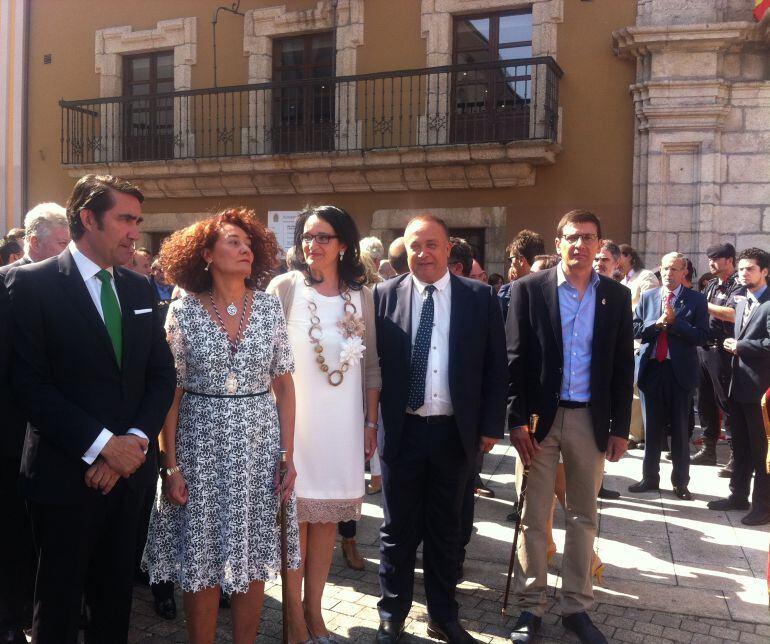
[142,208,301,644]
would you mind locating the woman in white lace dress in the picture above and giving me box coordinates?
[143,208,300,644]
[268,205,381,643]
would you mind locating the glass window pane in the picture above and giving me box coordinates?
[157,53,174,80]
[312,33,334,64]
[455,18,490,50]
[156,81,174,94]
[130,83,150,96]
[499,13,532,45]
[456,50,490,65]
[279,38,305,66]
[130,57,150,81]
[499,46,532,61]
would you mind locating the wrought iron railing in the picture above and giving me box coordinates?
[60,57,562,165]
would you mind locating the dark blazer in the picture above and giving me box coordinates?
[729,290,770,403]
[0,257,32,462]
[374,273,508,460]
[506,267,634,452]
[634,286,709,392]
[6,249,176,503]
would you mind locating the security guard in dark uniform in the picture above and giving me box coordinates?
[693,243,743,469]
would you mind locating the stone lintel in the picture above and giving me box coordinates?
[64,141,559,197]
[613,21,767,59]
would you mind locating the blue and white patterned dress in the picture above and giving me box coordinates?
[142,291,301,594]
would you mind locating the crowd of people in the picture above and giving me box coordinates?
[0,173,768,644]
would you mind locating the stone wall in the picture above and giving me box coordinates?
[614,1,770,273]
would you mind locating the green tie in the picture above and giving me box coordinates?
[96,269,122,364]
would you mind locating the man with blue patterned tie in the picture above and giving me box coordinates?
[373,215,507,644]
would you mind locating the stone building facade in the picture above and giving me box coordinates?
[615,0,770,272]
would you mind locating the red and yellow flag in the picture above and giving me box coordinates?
[756,0,770,21]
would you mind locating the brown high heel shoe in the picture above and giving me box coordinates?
[341,537,365,571]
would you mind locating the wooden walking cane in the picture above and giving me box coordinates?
[501,413,539,616]
[278,449,289,644]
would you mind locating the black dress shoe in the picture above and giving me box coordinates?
[598,486,620,500]
[562,612,607,644]
[154,596,177,620]
[741,508,770,526]
[707,496,750,511]
[509,611,541,643]
[426,620,476,644]
[376,620,405,644]
[628,479,659,493]
[672,486,692,500]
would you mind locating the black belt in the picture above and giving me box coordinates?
[559,400,590,409]
[184,389,269,399]
[406,414,454,425]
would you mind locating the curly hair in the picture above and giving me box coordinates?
[159,208,279,293]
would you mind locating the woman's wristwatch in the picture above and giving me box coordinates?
[160,465,181,479]
[364,421,378,430]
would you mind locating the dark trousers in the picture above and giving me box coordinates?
[459,449,483,568]
[136,482,174,602]
[378,416,470,624]
[338,520,356,539]
[30,482,143,644]
[640,360,692,487]
[727,399,770,511]
[0,459,34,633]
[697,346,732,441]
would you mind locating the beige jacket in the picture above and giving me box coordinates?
[625,268,660,311]
[266,271,382,403]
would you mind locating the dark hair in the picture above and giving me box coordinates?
[388,237,408,275]
[619,243,645,272]
[4,227,25,243]
[737,247,770,273]
[449,237,473,276]
[0,239,22,264]
[405,214,450,239]
[488,273,504,287]
[66,174,144,241]
[160,207,279,293]
[684,258,697,284]
[697,272,715,291]
[556,209,603,240]
[600,239,621,262]
[507,229,545,267]
[533,254,560,270]
[292,205,365,291]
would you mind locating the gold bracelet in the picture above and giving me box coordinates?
[161,465,181,479]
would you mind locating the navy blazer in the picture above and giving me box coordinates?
[373,272,508,461]
[729,289,770,403]
[506,267,634,451]
[634,286,708,392]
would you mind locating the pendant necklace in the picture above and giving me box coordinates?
[209,290,250,393]
[226,302,238,316]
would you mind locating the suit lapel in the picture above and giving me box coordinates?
[591,277,608,359]
[448,274,469,358]
[541,269,563,355]
[114,268,135,373]
[58,250,119,369]
[394,275,413,354]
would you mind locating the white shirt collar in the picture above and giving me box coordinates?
[412,269,451,294]
[69,240,113,282]
[662,284,683,300]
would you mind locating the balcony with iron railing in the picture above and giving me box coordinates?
[59,57,563,196]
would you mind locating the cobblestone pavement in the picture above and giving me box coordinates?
[128,440,770,643]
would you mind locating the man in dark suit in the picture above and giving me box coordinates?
[0,203,69,644]
[507,210,633,644]
[6,175,175,644]
[629,252,708,500]
[708,248,770,525]
[374,214,507,644]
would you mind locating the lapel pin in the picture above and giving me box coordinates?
[601,298,607,305]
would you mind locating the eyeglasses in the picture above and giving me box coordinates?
[562,233,599,245]
[301,233,339,245]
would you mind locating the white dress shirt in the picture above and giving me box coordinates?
[409,270,453,416]
[69,242,148,464]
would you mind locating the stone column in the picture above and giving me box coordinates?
[614,0,770,272]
